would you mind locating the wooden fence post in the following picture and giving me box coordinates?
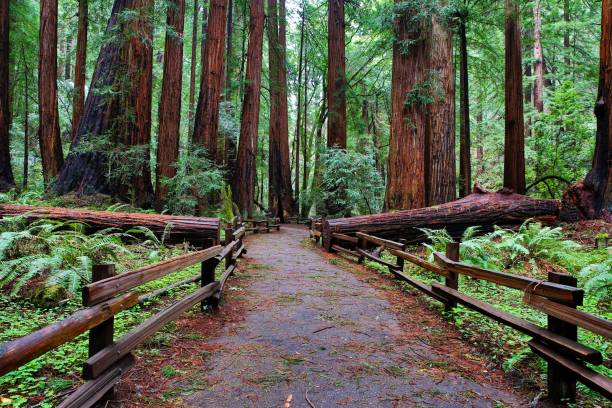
[396,239,407,270]
[444,243,460,311]
[357,234,366,263]
[201,257,219,311]
[547,271,578,403]
[85,264,116,401]
[224,225,234,246]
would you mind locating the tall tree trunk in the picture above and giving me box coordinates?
[200,1,208,70]
[311,85,326,214]
[426,12,456,206]
[503,0,526,194]
[294,0,306,214]
[385,1,428,210]
[155,0,185,209]
[458,13,471,198]
[563,0,571,70]
[64,36,72,80]
[39,0,64,187]
[235,0,264,217]
[0,0,13,192]
[566,0,611,219]
[533,0,544,113]
[55,0,154,208]
[327,0,346,149]
[23,57,30,191]
[267,0,294,220]
[188,0,199,140]
[72,0,88,142]
[224,0,233,100]
[193,0,227,161]
[301,48,310,217]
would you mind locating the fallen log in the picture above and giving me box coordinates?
[0,204,220,245]
[323,187,560,250]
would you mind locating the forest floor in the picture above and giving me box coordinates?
[117,225,532,407]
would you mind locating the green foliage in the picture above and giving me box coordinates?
[319,148,384,217]
[579,260,612,305]
[404,71,443,110]
[161,146,225,215]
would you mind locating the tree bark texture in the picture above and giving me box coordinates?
[267,0,294,221]
[0,204,220,244]
[193,0,227,160]
[0,0,14,192]
[294,1,306,210]
[425,13,456,206]
[155,0,185,209]
[533,0,544,113]
[323,186,560,249]
[71,0,88,142]
[503,0,526,194]
[235,0,264,218]
[458,15,471,198]
[187,0,198,139]
[39,0,64,187]
[327,0,346,149]
[55,0,154,208]
[565,0,612,219]
[385,2,429,210]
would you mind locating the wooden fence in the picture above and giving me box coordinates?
[310,221,611,403]
[0,218,253,407]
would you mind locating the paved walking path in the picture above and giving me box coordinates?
[179,226,527,407]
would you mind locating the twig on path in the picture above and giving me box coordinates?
[284,394,293,408]
[305,388,316,408]
[312,325,335,334]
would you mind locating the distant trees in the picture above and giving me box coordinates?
[235,0,264,217]
[0,0,14,192]
[458,8,471,198]
[72,0,88,141]
[327,0,346,149]
[39,0,64,187]
[503,0,526,195]
[155,0,185,208]
[533,0,544,113]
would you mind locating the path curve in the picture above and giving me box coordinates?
[185,225,527,407]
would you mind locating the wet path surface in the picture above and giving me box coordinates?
[185,226,526,408]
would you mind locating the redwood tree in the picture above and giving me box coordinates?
[0,0,13,192]
[385,2,428,210]
[533,0,544,113]
[155,0,185,208]
[55,0,154,207]
[71,0,88,141]
[193,0,228,160]
[39,0,64,186]
[234,0,264,217]
[503,0,526,194]
[187,0,199,138]
[327,0,346,148]
[458,10,471,198]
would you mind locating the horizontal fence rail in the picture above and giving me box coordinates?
[0,215,278,407]
[309,224,612,403]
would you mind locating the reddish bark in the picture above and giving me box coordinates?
[193,0,228,160]
[155,0,185,209]
[503,0,526,194]
[39,0,64,187]
[458,14,471,198]
[188,0,199,138]
[0,0,13,192]
[533,0,544,113]
[426,15,456,206]
[294,1,306,210]
[327,0,346,149]
[71,0,88,142]
[565,0,612,219]
[385,2,428,210]
[235,0,264,217]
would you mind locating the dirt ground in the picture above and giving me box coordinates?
[118,225,530,407]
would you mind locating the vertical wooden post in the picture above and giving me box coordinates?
[85,264,116,401]
[444,242,460,311]
[201,257,218,311]
[224,225,234,246]
[396,239,407,270]
[547,271,577,403]
[357,235,366,263]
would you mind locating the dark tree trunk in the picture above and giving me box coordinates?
[323,187,561,249]
[503,0,526,194]
[201,0,208,67]
[385,1,428,210]
[193,0,228,160]
[533,0,544,113]
[219,0,234,166]
[39,0,64,187]
[235,0,264,218]
[0,0,13,192]
[327,0,346,149]
[22,51,30,190]
[426,12,456,206]
[458,14,471,198]
[55,0,154,208]
[294,0,306,213]
[72,0,88,142]
[565,0,611,219]
[155,0,185,209]
[267,0,294,221]
[188,0,199,140]
[301,45,310,217]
